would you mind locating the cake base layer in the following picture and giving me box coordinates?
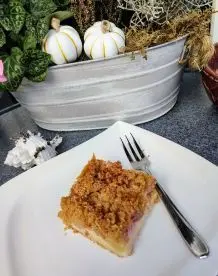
[71,214,146,257]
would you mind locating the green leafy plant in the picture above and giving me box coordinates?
[0,0,72,92]
[0,28,6,48]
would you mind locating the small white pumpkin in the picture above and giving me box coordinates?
[42,17,82,65]
[84,20,125,59]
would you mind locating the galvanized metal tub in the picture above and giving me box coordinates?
[12,36,186,131]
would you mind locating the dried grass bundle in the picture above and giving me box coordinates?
[96,0,123,24]
[69,0,123,34]
[125,9,214,70]
[70,0,96,34]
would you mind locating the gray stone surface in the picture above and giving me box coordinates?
[0,72,217,186]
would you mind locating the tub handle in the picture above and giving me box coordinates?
[179,45,189,64]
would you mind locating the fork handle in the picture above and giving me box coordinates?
[155,182,209,258]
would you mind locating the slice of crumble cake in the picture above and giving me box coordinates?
[58,155,159,257]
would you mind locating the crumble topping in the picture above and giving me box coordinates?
[58,155,159,242]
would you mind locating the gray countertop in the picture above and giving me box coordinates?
[0,72,217,186]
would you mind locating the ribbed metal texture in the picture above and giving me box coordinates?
[12,36,186,131]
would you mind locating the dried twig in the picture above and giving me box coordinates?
[117,0,212,27]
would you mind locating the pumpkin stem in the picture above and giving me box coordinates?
[51,17,61,32]
[101,20,111,33]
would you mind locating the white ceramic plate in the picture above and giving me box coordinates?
[0,121,218,276]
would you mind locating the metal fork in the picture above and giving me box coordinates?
[120,133,209,259]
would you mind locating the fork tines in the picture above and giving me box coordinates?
[120,133,145,163]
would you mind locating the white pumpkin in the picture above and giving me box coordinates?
[84,20,125,59]
[42,17,82,65]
